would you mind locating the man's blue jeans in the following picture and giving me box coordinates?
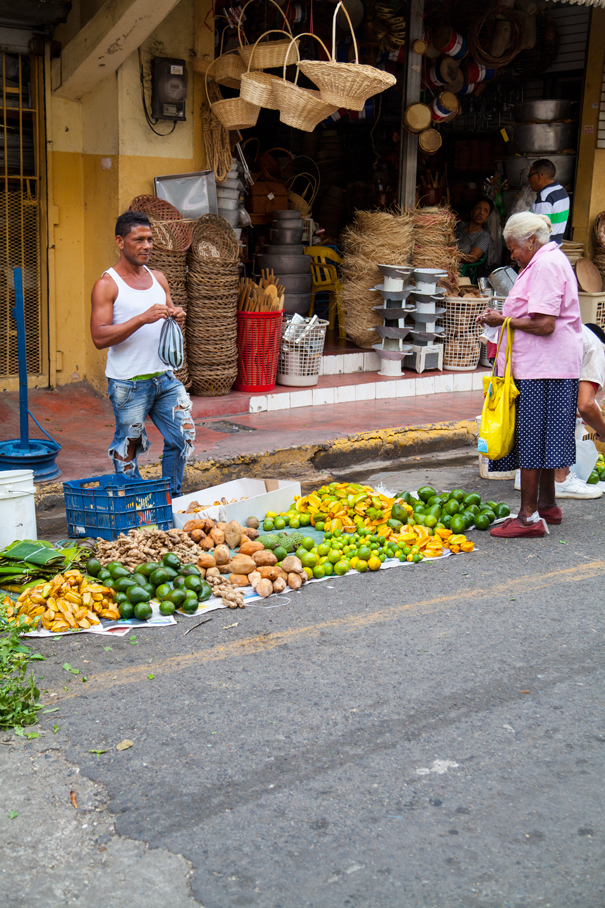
[107,371,195,497]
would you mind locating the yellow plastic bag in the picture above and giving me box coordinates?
[478,318,519,460]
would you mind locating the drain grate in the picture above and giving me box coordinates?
[196,420,257,434]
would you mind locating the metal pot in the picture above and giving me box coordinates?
[257,253,310,274]
[513,100,574,123]
[283,292,311,316]
[508,122,577,154]
[269,225,305,245]
[488,266,517,296]
[265,244,306,255]
[272,210,302,221]
[500,154,576,189]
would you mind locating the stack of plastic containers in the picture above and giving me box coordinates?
[371,264,415,377]
[402,268,447,373]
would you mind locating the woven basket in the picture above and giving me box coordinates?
[240,31,286,109]
[298,2,396,112]
[286,172,318,217]
[274,33,339,132]
[205,58,260,131]
[148,216,193,253]
[594,211,605,249]
[213,28,247,89]
[190,365,238,398]
[191,214,240,261]
[237,0,297,70]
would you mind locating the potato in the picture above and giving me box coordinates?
[183,519,204,533]
[241,527,260,541]
[227,554,257,575]
[248,571,261,590]
[199,518,215,534]
[229,574,250,588]
[256,578,273,599]
[199,535,214,551]
[272,577,287,593]
[219,563,230,574]
[206,567,221,580]
[252,550,277,567]
[198,567,206,579]
[190,529,204,543]
[258,565,281,582]
[197,552,216,569]
[288,572,302,590]
[224,519,242,549]
[281,555,303,573]
[246,516,260,529]
[210,528,225,546]
[216,521,227,530]
[239,539,264,556]
[213,544,231,566]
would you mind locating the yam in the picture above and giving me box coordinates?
[190,529,204,543]
[206,567,221,580]
[288,572,302,590]
[239,539,264,556]
[224,520,242,549]
[216,521,227,530]
[199,535,214,551]
[210,528,225,546]
[198,567,206,579]
[229,574,250,588]
[252,550,277,567]
[272,577,287,593]
[256,578,273,599]
[241,527,260,541]
[183,519,204,533]
[257,565,287,583]
[219,563,230,574]
[199,518,215,534]
[281,555,303,573]
[246,516,260,529]
[248,571,261,590]
[213,544,231,566]
[227,554,257,575]
[197,552,216,569]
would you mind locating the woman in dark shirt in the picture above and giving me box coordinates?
[455,197,493,264]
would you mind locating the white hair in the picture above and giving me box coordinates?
[503,212,553,246]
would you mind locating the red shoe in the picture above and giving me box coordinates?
[538,506,562,525]
[490,517,546,538]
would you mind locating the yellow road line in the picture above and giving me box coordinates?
[47,561,605,701]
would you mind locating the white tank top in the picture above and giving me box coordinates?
[104,266,168,380]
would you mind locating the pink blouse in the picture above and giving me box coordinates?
[496,242,582,380]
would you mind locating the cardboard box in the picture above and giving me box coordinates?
[172,478,301,529]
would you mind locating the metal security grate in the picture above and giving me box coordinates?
[0,52,44,380]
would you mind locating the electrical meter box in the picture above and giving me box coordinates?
[152,57,188,121]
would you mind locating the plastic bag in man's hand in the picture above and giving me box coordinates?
[158,316,184,370]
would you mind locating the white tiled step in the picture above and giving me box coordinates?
[319,352,381,375]
[249,370,485,414]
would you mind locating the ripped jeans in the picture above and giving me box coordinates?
[107,371,195,497]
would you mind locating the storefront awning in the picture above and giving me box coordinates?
[0,1,72,31]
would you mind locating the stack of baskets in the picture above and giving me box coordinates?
[593,212,605,289]
[129,195,192,388]
[442,296,486,371]
[186,215,240,397]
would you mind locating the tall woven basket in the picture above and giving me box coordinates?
[273,34,339,132]
[298,2,396,111]
[129,195,193,388]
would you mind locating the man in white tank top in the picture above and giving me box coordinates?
[91,210,195,496]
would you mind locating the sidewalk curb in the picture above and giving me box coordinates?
[35,418,478,514]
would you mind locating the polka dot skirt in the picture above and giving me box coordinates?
[489,378,579,472]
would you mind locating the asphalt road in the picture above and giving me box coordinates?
[2,463,604,908]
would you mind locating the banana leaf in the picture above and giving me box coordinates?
[0,541,63,567]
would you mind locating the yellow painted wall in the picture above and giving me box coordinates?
[48,0,212,392]
[572,9,605,253]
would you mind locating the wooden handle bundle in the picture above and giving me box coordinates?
[238,269,285,312]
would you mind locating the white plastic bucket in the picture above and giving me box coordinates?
[0,469,37,548]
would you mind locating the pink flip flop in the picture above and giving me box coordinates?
[490,517,546,538]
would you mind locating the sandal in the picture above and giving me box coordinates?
[490,517,546,538]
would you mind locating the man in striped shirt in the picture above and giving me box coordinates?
[529,158,570,245]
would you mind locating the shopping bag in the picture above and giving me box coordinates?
[478,317,519,460]
[158,316,184,370]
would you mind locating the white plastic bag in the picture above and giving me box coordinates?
[571,438,598,482]
[158,316,184,370]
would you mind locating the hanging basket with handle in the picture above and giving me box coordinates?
[259,146,294,182]
[205,56,260,131]
[237,0,298,71]
[286,172,318,217]
[240,30,288,109]
[273,33,339,132]
[298,2,397,112]
[213,25,247,89]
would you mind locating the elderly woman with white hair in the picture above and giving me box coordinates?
[477,211,582,538]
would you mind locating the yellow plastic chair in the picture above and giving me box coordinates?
[304,246,346,339]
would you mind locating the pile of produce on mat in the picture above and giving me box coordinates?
[1,482,512,635]
[587,453,605,485]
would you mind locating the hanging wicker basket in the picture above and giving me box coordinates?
[273,33,339,132]
[212,25,247,89]
[205,57,260,131]
[286,172,318,217]
[240,30,286,109]
[298,2,396,112]
[237,0,298,71]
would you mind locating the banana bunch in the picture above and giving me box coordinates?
[1,570,119,633]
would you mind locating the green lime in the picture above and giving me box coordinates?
[274,517,286,530]
[323,562,334,576]
[159,600,176,616]
[149,568,170,588]
[315,521,325,532]
[263,518,274,531]
[302,537,315,551]
[356,560,368,573]
[328,550,342,564]
[449,514,467,534]
[126,585,151,604]
[334,560,350,575]
[162,553,181,570]
[86,557,102,577]
[313,564,325,579]
[357,545,372,561]
[301,551,318,569]
[273,546,288,562]
[118,600,135,619]
[299,514,311,526]
[134,601,152,621]
[474,513,490,530]
[317,543,331,557]
[424,515,438,528]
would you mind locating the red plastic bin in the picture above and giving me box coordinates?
[235,310,284,392]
